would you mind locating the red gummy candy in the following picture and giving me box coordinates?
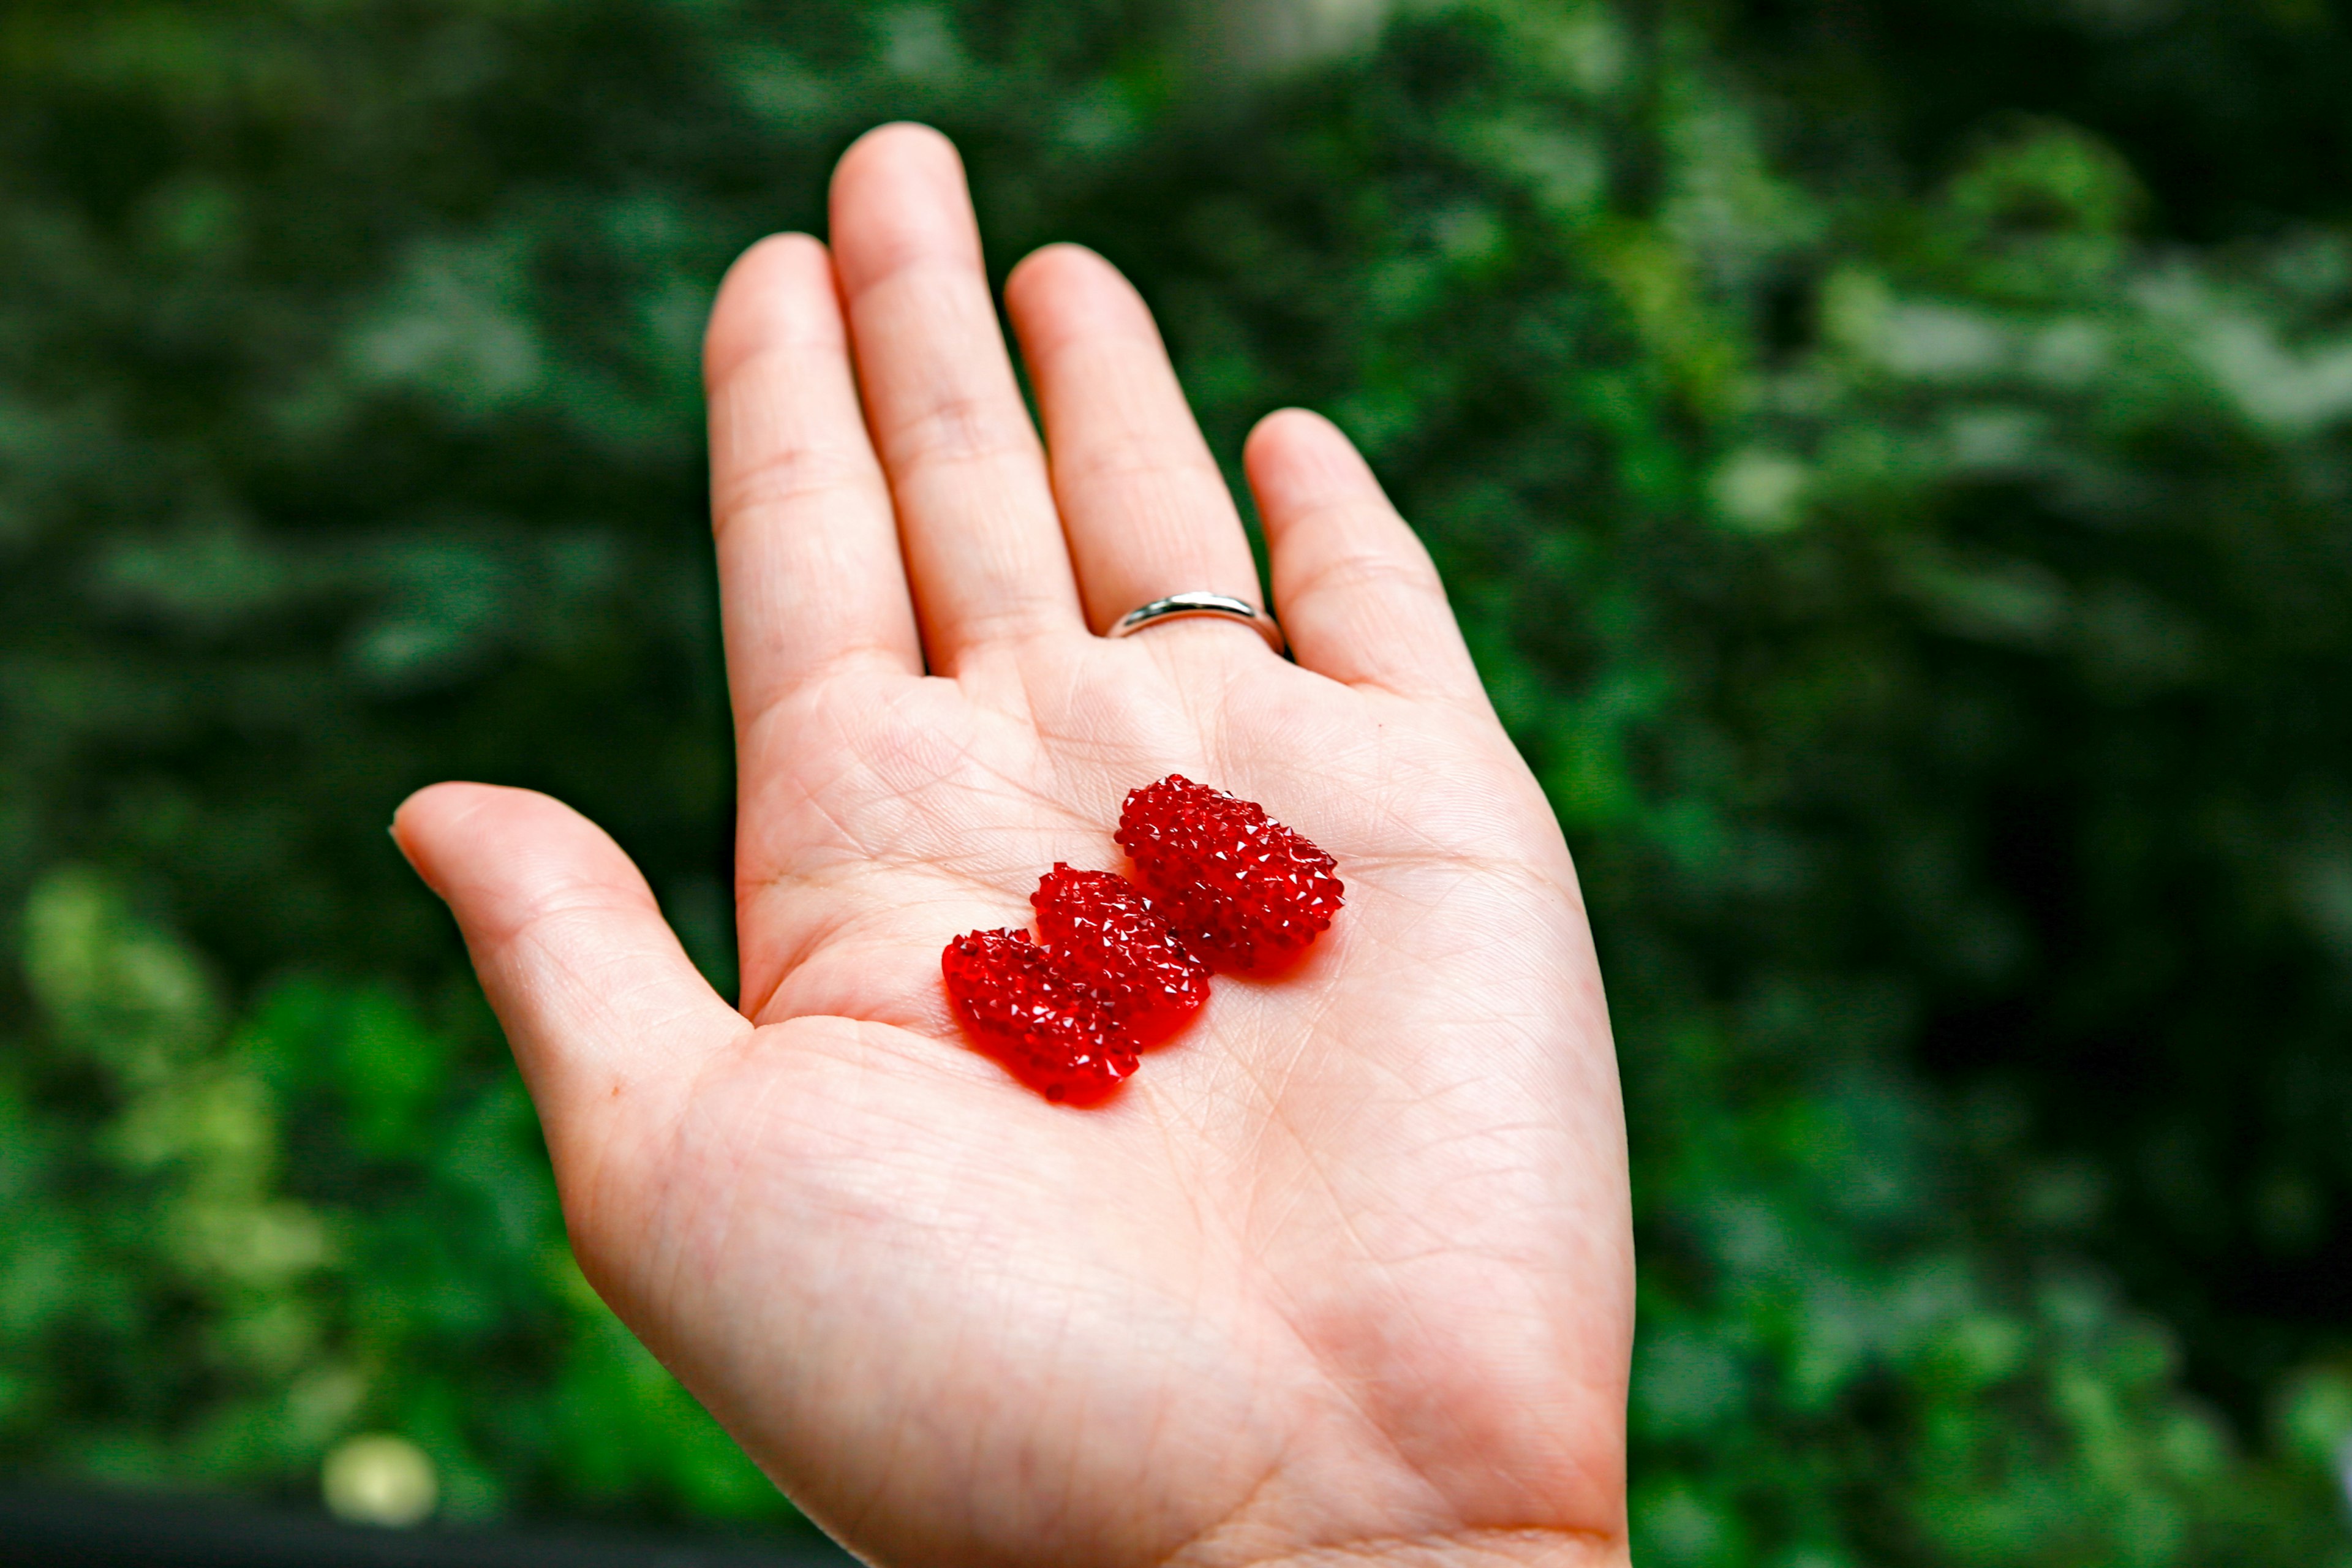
[1031,864,1209,1047]
[940,929,1137,1105]
[1115,775,1343,973]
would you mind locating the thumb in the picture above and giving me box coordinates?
[393,782,748,1163]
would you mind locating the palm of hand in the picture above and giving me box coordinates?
[398,126,1630,1568]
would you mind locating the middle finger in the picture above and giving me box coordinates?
[829,124,1083,669]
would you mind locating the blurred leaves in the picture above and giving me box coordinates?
[4,870,785,1524]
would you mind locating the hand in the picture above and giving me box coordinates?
[394,123,1630,1568]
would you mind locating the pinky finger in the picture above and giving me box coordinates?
[1245,409,1487,704]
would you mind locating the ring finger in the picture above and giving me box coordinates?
[1003,244,1270,645]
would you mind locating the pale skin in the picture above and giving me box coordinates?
[393,124,1632,1568]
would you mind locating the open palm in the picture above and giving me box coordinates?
[395,125,1630,1568]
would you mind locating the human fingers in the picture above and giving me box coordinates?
[829,124,1082,668]
[704,234,921,729]
[1003,244,1268,643]
[392,783,750,1169]
[1245,408,1488,704]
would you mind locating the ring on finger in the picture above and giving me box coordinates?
[1107,591,1286,654]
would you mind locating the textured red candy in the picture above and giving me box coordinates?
[1115,775,1343,973]
[1030,864,1209,1047]
[940,929,1137,1105]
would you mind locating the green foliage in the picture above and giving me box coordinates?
[2,869,786,1523]
[4,0,2352,1557]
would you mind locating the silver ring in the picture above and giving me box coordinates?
[1107,591,1286,653]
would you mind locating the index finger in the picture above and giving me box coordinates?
[705,233,922,731]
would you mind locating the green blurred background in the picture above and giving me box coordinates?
[5,0,2352,1560]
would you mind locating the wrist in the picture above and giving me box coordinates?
[1221,1528,1631,1568]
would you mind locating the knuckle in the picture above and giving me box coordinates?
[884,387,1038,470]
[1059,445,1221,496]
[1296,545,1442,605]
[712,443,877,531]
